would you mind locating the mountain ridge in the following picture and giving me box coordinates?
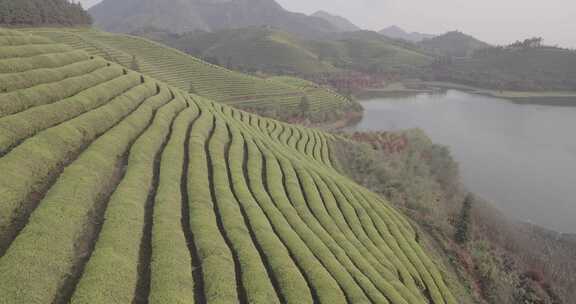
[379,25,435,42]
[89,0,340,37]
[311,10,361,32]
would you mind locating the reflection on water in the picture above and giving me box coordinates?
[354,90,576,233]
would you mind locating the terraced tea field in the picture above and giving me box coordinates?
[26,28,355,115]
[0,29,458,303]
[268,75,350,109]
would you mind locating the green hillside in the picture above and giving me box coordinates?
[0,28,460,303]
[426,44,576,91]
[153,27,339,74]
[25,28,356,120]
[148,28,432,75]
[306,31,433,73]
[269,76,322,87]
[419,31,491,57]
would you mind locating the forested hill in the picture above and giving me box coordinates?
[419,31,490,57]
[0,0,92,27]
[424,39,576,91]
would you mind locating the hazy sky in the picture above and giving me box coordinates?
[80,0,576,48]
[278,0,576,48]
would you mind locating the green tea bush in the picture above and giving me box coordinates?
[0,72,139,153]
[0,81,157,240]
[0,81,167,303]
[71,89,185,303]
[149,104,199,304]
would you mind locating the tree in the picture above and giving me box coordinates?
[188,81,196,94]
[226,56,233,69]
[130,55,140,72]
[0,0,92,27]
[299,95,311,114]
[455,193,474,244]
[204,56,220,66]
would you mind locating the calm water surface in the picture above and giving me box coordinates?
[354,90,576,233]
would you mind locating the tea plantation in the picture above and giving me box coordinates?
[25,28,356,116]
[0,29,457,304]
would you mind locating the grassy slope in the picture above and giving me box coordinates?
[267,75,353,114]
[0,28,463,303]
[434,47,576,91]
[305,31,432,72]
[165,27,339,74]
[418,31,491,57]
[25,28,354,115]
[145,28,432,74]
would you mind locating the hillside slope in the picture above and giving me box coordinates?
[308,31,433,73]
[312,11,361,32]
[0,0,92,27]
[419,31,490,57]
[27,28,356,119]
[0,28,461,303]
[148,28,432,75]
[156,27,339,74]
[89,0,338,37]
[428,45,576,90]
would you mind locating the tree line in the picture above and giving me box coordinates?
[0,0,92,27]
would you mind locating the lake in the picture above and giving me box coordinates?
[354,90,576,234]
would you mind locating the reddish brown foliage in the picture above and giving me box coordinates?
[349,131,409,154]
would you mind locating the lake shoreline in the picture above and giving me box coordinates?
[358,82,576,106]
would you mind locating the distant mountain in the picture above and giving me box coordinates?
[379,26,435,42]
[419,31,491,57]
[89,0,339,38]
[0,0,92,26]
[311,10,360,32]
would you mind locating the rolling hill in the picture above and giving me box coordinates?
[26,28,356,120]
[151,27,339,74]
[419,31,491,57]
[146,27,433,75]
[426,44,576,91]
[308,31,433,73]
[0,28,461,303]
[89,0,339,37]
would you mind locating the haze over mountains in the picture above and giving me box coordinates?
[89,0,340,37]
[379,25,435,42]
[82,0,576,47]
